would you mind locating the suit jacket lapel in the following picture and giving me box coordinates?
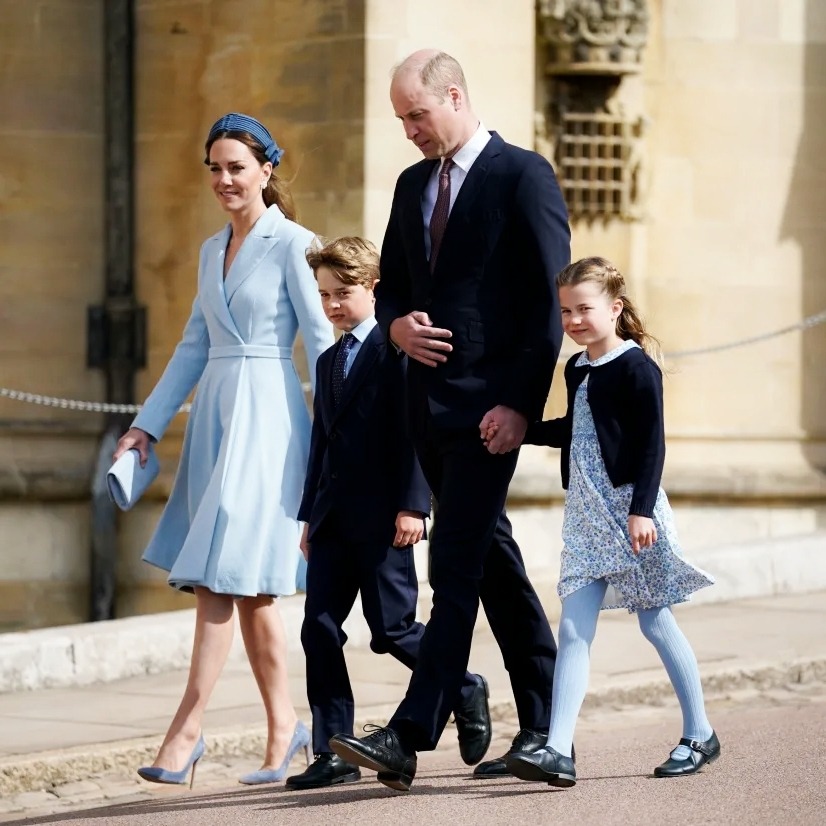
[332,327,382,420]
[404,160,439,293]
[434,132,502,271]
[318,348,337,431]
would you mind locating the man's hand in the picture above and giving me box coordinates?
[627,515,657,555]
[300,523,311,561]
[393,511,425,548]
[113,427,151,467]
[389,311,453,367]
[479,406,527,454]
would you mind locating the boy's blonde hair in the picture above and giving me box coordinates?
[306,236,379,289]
[556,256,662,361]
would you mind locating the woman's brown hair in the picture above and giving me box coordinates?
[204,130,297,222]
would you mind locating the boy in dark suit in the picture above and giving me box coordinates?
[287,237,490,791]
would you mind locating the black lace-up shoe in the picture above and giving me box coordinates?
[506,745,577,787]
[473,729,547,778]
[329,725,417,792]
[285,752,361,790]
[454,674,492,765]
[654,731,721,777]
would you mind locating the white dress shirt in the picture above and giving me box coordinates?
[421,122,492,259]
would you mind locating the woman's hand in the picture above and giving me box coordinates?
[627,515,657,555]
[394,511,425,548]
[113,427,152,467]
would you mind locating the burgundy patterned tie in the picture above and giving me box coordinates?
[429,158,454,271]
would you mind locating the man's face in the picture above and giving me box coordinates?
[390,72,460,159]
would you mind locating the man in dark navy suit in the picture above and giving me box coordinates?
[330,50,571,791]
[289,236,491,791]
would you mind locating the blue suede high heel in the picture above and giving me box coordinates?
[239,721,312,785]
[137,735,205,789]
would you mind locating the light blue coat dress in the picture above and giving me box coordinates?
[132,206,334,597]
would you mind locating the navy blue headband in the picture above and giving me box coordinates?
[206,113,284,166]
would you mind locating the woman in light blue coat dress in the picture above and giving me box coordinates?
[114,114,334,787]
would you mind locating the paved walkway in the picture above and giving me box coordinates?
[1,591,825,818]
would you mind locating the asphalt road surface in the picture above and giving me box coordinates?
[5,684,825,826]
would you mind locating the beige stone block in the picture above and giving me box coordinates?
[663,0,738,41]
[0,504,89,581]
[116,581,193,619]
[736,42,803,89]
[0,581,89,631]
[651,86,782,162]
[647,157,694,223]
[779,0,826,44]
[738,0,780,40]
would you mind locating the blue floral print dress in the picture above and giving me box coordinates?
[558,340,714,612]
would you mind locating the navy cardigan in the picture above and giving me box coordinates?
[524,345,665,518]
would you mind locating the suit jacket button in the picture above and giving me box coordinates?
[331,472,338,480]
[329,431,337,440]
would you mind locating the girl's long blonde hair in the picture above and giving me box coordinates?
[556,256,662,362]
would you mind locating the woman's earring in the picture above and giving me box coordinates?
[261,180,266,189]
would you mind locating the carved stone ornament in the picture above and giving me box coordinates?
[538,0,649,76]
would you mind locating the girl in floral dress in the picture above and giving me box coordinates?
[483,257,718,788]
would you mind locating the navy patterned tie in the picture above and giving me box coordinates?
[429,158,454,271]
[332,332,356,407]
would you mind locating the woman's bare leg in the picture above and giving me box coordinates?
[237,594,300,768]
[151,587,235,769]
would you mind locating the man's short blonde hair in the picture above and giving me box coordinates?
[393,51,469,102]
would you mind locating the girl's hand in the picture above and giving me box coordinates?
[394,511,425,548]
[113,427,151,467]
[628,515,657,555]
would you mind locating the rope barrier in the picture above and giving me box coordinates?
[3,309,825,415]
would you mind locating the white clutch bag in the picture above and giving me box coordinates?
[106,448,159,511]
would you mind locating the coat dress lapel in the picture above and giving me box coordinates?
[223,207,281,304]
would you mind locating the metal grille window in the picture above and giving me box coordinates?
[556,112,641,220]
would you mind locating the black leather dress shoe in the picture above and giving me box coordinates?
[285,752,361,790]
[454,674,492,766]
[329,726,417,791]
[473,729,547,778]
[654,731,721,777]
[506,745,576,787]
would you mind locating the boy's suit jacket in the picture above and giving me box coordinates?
[298,324,431,541]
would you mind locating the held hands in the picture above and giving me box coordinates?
[300,523,310,561]
[478,406,527,454]
[628,515,657,554]
[113,427,152,467]
[394,511,425,548]
[389,312,453,367]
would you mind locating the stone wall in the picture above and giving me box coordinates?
[2,0,825,630]
[0,0,105,630]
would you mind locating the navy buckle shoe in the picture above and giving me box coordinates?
[654,731,721,777]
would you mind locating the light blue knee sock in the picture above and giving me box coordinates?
[637,607,713,759]
[546,580,607,757]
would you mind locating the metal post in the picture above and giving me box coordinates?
[88,0,144,621]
